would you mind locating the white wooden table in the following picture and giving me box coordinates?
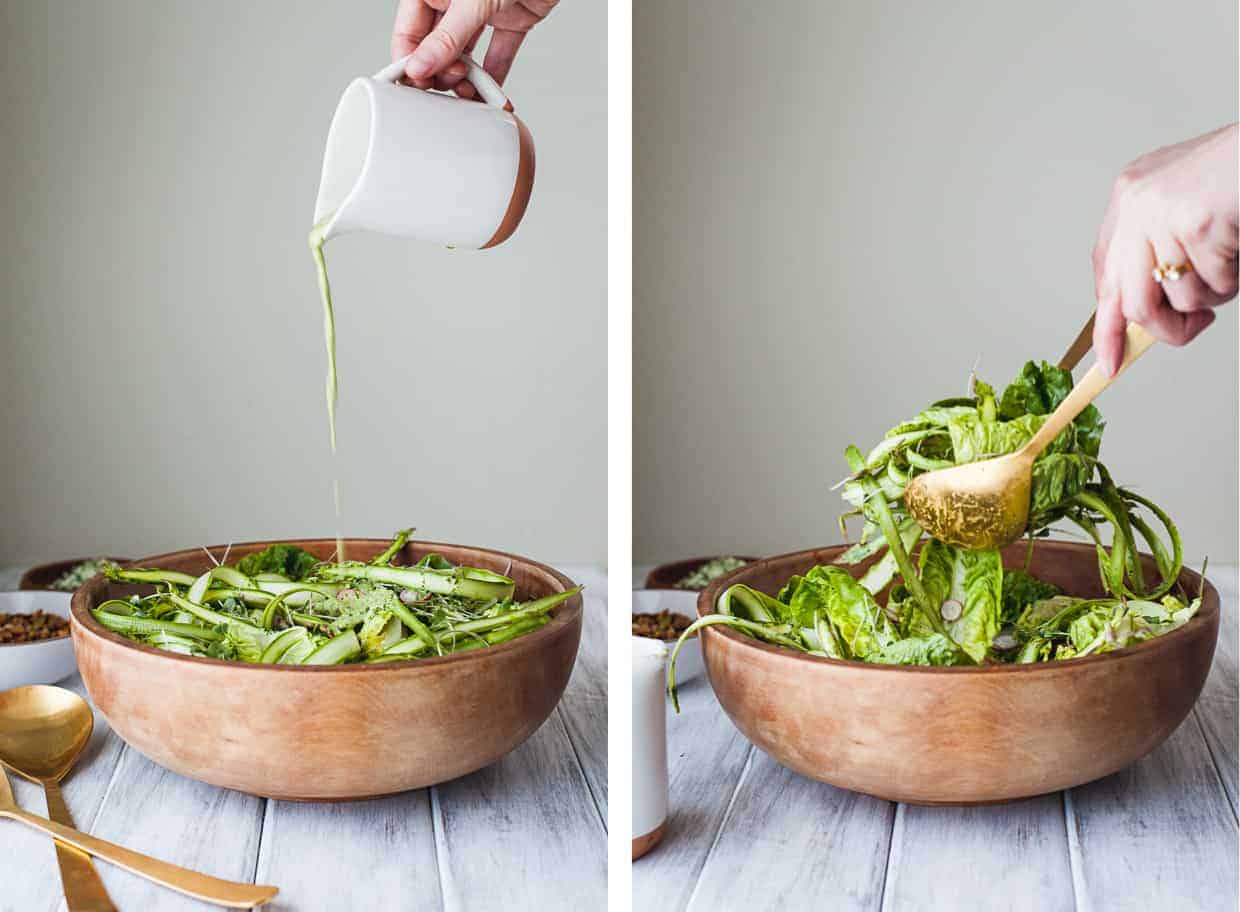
[633,564,1238,912]
[0,564,607,912]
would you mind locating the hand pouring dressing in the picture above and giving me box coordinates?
[310,52,535,556]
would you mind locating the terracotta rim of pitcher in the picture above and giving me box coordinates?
[481,114,535,249]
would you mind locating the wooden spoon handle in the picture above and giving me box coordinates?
[1025,322,1157,459]
[1057,312,1096,371]
[43,780,118,912]
[0,807,278,908]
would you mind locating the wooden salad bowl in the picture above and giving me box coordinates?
[20,557,130,591]
[643,555,760,590]
[71,539,583,801]
[696,539,1219,805]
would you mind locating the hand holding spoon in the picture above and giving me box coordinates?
[904,322,1155,550]
[0,686,277,909]
[0,686,115,911]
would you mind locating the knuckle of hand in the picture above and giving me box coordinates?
[1202,256,1238,298]
[1168,290,1203,313]
[430,28,460,57]
[1113,168,1141,196]
[1185,211,1216,243]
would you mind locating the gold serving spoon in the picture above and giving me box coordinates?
[0,686,278,909]
[904,321,1155,550]
[0,686,116,911]
[1056,312,1095,372]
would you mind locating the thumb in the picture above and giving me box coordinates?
[406,1,491,81]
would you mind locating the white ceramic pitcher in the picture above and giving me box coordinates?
[313,53,534,249]
[632,634,669,860]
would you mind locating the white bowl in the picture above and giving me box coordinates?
[632,589,703,684]
[0,591,77,690]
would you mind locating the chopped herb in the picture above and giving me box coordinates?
[51,558,117,591]
[674,557,748,590]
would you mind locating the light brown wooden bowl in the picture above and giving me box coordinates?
[71,538,582,800]
[696,539,1219,805]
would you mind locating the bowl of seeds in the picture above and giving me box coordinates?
[0,591,78,690]
[633,589,703,683]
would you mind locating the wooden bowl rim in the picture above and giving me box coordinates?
[71,538,582,675]
[643,555,761,590]
[19,557,131,591]
[696,539,1218,676]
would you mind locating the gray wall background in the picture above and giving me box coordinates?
[635,1,1238,566]
[0,1,605,565]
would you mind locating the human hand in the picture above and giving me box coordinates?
[390,0,558,99]
[1092,124,1239,375]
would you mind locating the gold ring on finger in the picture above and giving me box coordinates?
[1152,261,1193,283]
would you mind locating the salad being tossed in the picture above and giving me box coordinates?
[669,361,1203,704]
[92,529,578,665]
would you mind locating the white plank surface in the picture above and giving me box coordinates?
[557,567,609,816]
[882,795,1075,912]
[1195,568,1238,814]
[432,705,607,909]
[85,748,266,912]
[254,791,442,912]
[632,681,754,912]
[634,563,1239,912]
[1,562,606,912]
[1065,718,1238,911]
[687,751,895,912]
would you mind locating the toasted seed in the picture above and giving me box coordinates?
[632,610,692,641]
[0,611,70,644]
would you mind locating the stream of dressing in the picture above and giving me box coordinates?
[309,214,345,563]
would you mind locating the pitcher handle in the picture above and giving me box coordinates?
[373,53,513,111]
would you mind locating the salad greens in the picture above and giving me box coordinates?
[669,361,1202,704]
[93,529,578,665]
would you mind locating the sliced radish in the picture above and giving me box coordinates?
[940,599,963,622]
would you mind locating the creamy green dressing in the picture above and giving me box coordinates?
[309,214,345,562]
[308,215,338,452]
